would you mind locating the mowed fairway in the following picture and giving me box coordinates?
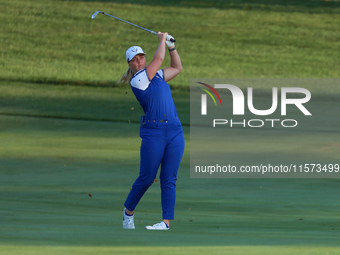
[1,0,340,254]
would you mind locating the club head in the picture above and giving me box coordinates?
[91,11,103,19]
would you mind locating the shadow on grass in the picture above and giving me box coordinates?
[72,0,340,13]
[0,77,189,91]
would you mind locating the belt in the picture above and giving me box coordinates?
[141,116,178,124]
[142,119,169,124]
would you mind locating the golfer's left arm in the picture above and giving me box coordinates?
[163,39,183,82]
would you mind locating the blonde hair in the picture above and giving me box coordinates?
[118,67,135,85]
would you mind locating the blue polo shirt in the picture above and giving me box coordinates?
[130,69,179,122]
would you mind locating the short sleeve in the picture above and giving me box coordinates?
[130,69,151,91]
[157,69,164,79]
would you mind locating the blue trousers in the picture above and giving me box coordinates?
[124,118,185,220]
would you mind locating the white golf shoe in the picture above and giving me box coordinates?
[123,208,135,229]
[145,221,169,230]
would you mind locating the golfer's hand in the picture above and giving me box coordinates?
[165,34,175,48]
[157,32,168,44]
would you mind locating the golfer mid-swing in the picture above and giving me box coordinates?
[119,32,185,230]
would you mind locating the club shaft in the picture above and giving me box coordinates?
[102,12,158,36]
[93,11,175,42]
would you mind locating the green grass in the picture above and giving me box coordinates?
[2,246,340,255]
[0,81,190,124]
[1,0,339,89]
[1,0,340,254]
[73,0,340,12]
[1,246,340,255]
[1,82,340,254]
[1,115,340,253]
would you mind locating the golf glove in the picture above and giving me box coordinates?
[166,34,175,48]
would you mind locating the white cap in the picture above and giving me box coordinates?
[126,46,145,63]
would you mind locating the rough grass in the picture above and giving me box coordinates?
[1,0,339,89]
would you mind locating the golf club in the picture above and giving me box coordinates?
[91,11,176,43]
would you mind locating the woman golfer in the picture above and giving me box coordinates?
[120,32,185,230]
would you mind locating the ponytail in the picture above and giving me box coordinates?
[118,67,135,85]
